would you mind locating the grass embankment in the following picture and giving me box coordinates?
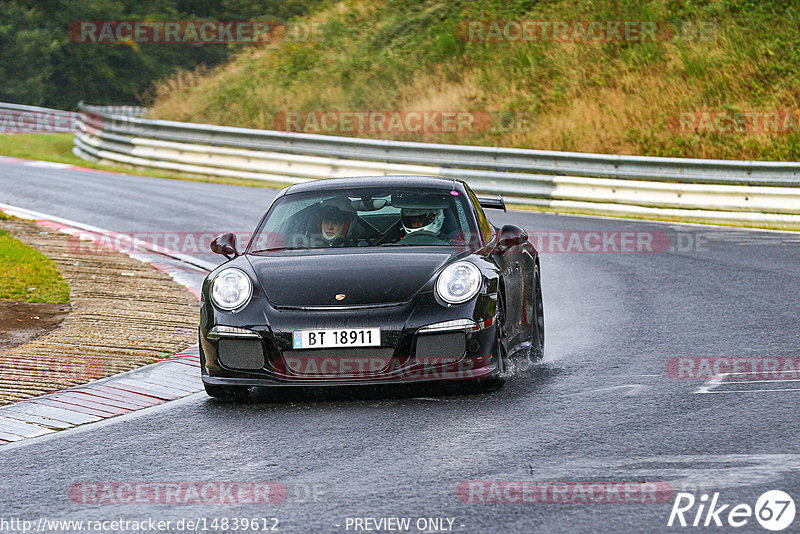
[148,0,800,161]
[0,218,70,304]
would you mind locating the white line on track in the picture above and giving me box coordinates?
[695,373,728,394]
[697,388,800,394]
[717,378,800,384]
[695,372,800,394]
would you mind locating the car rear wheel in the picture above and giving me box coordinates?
[204,384,252,402]
[530,264,545,359]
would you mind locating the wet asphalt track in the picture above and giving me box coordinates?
[1,163,800,533]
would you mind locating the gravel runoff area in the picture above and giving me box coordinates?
[0,218,199,405]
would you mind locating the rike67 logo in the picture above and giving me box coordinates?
[668,490,795,531]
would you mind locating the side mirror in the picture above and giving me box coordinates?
[497,224,528,253]
[210,232,239,259]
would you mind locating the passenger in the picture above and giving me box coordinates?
[312,198,355,247]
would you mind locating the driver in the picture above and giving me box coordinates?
[312,197,355,247]
[399,207,445,241]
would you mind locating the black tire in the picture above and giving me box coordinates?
[204,383,252,402]
[484,287,508,388]
[530,264,545,360]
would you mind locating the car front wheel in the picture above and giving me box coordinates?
[483,288,508,389]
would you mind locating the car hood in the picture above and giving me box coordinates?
[247,249,455,307]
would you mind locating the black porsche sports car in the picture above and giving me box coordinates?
[199,176,544,400]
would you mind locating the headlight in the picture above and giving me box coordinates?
[436,261,481,304]
[211,268,253,310]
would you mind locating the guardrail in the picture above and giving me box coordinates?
[77,104,146,118]
[0,102,144,134]
[0,102,80,134]
[72,103,800,225]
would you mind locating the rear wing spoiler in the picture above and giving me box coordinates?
[477,195,506,212]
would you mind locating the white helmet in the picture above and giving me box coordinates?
[401,208,444,235]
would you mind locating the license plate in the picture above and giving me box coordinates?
[292,328,380,349]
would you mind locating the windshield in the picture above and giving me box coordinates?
[248,187,480,253]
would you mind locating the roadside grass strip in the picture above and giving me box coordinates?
[0,205,210,444]
[0,227,69,304]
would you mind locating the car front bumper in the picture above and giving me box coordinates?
[199,294,501,387]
